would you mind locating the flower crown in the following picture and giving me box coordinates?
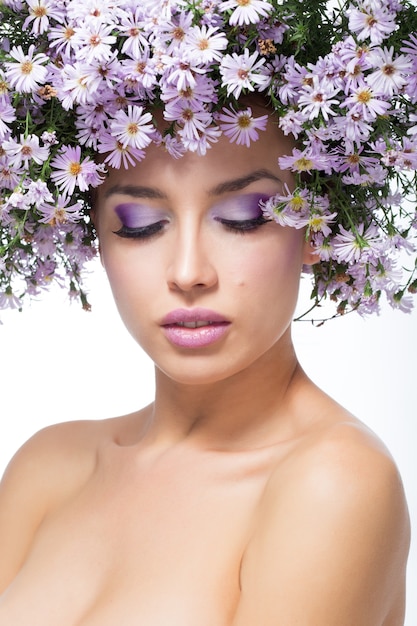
[1,0,417,320]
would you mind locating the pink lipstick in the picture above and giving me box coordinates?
[161,308,230,349]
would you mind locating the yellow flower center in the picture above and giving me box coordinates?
[357,89,372,103]
[33,5,47,17]
[21,61,33,75]
[347,153,360,165]
[289,196,306,211]
[356,45,369,59]
[309,216,324,231]
[64,26,75,40]
[77,76,88,88]
[173,27,185,41]
[51,208,67,226]
[238,114,251,129]
[127,122,139,135]
[294,157,313,171]
[198,38,209,51]
[69,162,82,176]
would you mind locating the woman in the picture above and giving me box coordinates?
[0,0,415,624]
[0,109,411,625]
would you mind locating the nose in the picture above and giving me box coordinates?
[166,222,218,293]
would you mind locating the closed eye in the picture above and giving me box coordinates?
[216,215,271,233]
[113,221,167,239]
[210,193,272,233]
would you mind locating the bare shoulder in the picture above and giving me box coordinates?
[281,378,408,515]
[0,410,144,593]
[0,407,147,494]
[2,419,105,502]
[276,411,407,504]
[263,376,410,555]
[235,402,410,626]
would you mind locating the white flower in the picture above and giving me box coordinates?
[4,45,48,93]
[387,290,414,313]
[121,52,158,90]
[48,22,77,58]
[184,25,228,64]
[307,211,337,238]
[220,49,270,99]
[347,1,397,45]
[0,158,22,191]
[26,180,54,205]
[180,124,221,155]
[165,103,213,141]
[0,289,22,310]
[217,106,268,147]
[333,224,382,264]
[163,52,205,91]
[343,87,391,121]
[110,105,155,150]
[58,62,103,109]
[297,77,340,121]
[159,134,187,159]
[261,188,310,229]
[408,114,417,136]
[119,8,149,58]
[73,21,117,63]
[97,133,146,169]
[24,0,62,35]
[219,0,273,26]
[2,134,49,167]
[0,99,16,139]
[368,47,412,96]
[38,195,83,225]
[50,145,98,196]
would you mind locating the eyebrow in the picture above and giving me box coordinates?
[104,184,167,199]
[208,169,282,195]
[104,169,282,200]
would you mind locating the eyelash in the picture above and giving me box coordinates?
[113,222,166,239]
[217,215,270,233]
[113,215,271,239]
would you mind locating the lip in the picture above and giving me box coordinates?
[161,308,229,326]
[161,308,230,349]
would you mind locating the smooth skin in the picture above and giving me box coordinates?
[0,113,410,625]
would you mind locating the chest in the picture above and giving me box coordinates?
[1,447,269,626]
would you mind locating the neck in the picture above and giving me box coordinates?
[141,332,307,452]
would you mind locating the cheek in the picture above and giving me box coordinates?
[100,245,151,309]
[228,231,304,289]
[230,233,305,337]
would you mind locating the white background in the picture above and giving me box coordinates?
[0,259,416,624]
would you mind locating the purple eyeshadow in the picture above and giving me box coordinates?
[114,203,166,228]
[210,193,270,220]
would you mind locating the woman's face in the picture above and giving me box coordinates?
[95,115,313,385]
